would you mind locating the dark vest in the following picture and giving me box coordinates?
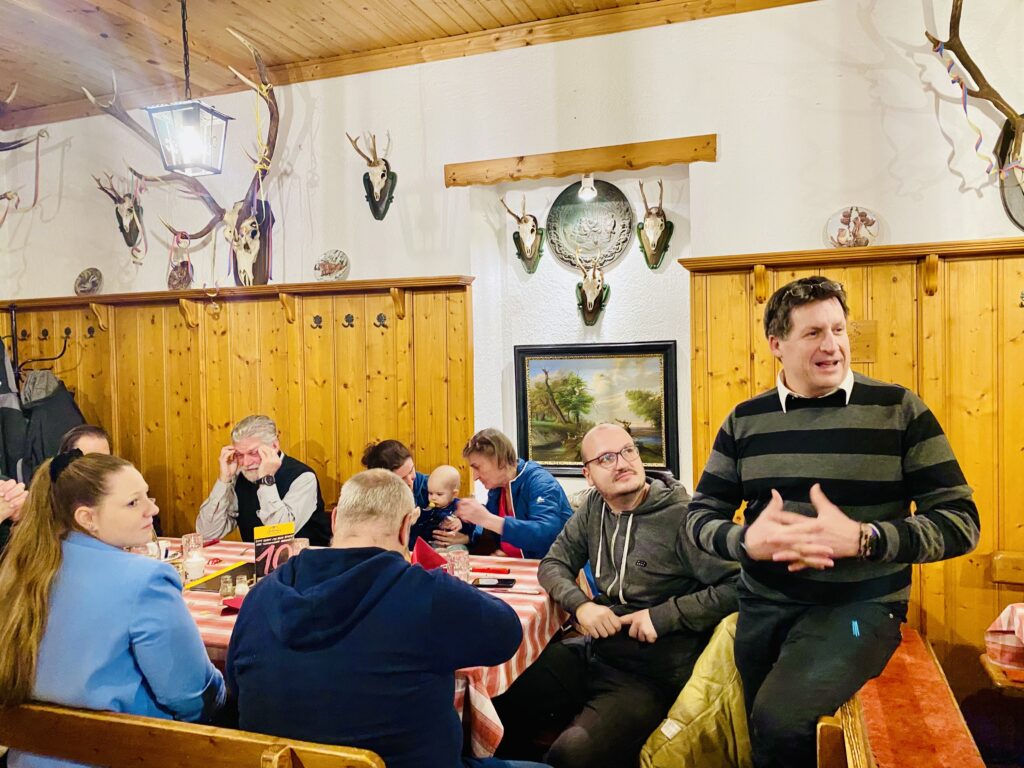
[234,454,331,545]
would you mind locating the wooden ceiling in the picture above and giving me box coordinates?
[0,0,814,131]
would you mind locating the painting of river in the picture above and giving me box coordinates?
[513,342,678,477]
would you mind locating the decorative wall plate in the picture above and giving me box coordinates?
[546,180,634,269]
[314,249,351,281]
[74,268,103,296]
[824,206,879,248]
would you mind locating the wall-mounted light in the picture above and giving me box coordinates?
[144,0,232,176]
[578,173,598,202]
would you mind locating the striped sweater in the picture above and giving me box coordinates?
[686,372,980,605]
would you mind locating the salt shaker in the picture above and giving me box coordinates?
[219,575,235,598]
[234,576,250,596]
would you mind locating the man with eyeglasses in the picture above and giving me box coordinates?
[686,276,979,768]
[493,423,739,768]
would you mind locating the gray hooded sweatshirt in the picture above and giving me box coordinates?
[539,476,739,640]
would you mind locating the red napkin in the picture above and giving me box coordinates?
[411,538,447,570]
[221,596,245,614]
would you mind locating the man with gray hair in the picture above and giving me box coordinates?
[196,414,330,545]
[227,469,549,768]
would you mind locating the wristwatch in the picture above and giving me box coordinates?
[257,475,277,487]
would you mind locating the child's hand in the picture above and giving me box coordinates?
[432,528,469,547]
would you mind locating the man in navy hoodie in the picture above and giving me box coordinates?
[226,468,552,768]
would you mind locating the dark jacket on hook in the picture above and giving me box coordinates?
[0,340,26,482]
[20,371,84,485]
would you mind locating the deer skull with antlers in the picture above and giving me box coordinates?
[926,0,1024,231]
[82,29,279,286]
[573,251,610,326]
[500,194,544,273]
[93,173,146,262]
[346,131,397,220]
[637,180,674,270]
[0,84,48,230]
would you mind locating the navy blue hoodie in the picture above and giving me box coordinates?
[226,546,523,768]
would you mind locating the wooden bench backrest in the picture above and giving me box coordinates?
[0,703,385,768]
[992,551,1024,585]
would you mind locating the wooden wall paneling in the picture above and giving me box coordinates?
[136,306,171,535]
[827,267,868,376]
[917,258,950,660]
[301,296,340,504]
[998,257,1024,609]
[937,259,999,697]
[706,272,754,444]
[163,304,203,537]
[70,307,114,433]
[393,291,415,450]
[689,274,710,481]
[283,296,307,470]
[364,293,401,446]
[112,307,143,470]
[747,272,775,397]
[867,264,918,392]
[201,303,234,456]
[412,291,450,475]
[228,301,264,423]
[446,287,474,489]
[334,294,368,488]
[256,299,293,456]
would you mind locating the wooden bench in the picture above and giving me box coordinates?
[816,628,985,768]
[0,703,385,768]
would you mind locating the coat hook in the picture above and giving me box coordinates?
[39,328,49,341]
[373,313,388,329]
[18,329,28,340]
[63,327,72,339]
[311,314,323,329]
[1020,290,1024,308]
[342,314,355,328]
[86,326,96,338]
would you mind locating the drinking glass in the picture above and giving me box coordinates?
[446,549,471,583]
[181,532,203,560]
[219,575,235,598]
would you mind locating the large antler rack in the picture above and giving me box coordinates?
[81,28,277,241]
[0,84,47,153]
[82,71,225,236]
[926,0,1024,162]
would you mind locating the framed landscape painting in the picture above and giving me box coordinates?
[514,341,678,477]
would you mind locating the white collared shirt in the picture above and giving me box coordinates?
[777,368,854,413]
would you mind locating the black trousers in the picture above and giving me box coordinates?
[493,634,687,768]
[734,591,906,768]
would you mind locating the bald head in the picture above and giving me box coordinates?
[581,423,631,463]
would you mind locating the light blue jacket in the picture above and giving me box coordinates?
[10,532,225,768]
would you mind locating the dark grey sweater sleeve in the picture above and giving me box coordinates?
[538,500,593,617]
[648,527,740,637]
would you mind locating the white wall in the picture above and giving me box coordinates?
[3,0,1022,491]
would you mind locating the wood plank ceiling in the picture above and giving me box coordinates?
[0,0,815,131]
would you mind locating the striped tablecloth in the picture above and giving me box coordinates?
[172,539,565,757]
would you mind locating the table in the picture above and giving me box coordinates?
[173,539,565,757]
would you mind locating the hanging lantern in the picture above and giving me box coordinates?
[143,0,232,176]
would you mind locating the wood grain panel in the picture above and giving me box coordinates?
[689,273,710,481]
[301,296,340,504]
[412,291,450,475]
[998,258,1024,609]
[364,294,401,446]
[138,306,170,535]
[112,307,143,468]
[446,288,474,490]
[334,295,368,487]
[705,272,753,440]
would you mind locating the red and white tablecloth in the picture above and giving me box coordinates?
[173,539,565,757]
[986,602,1024,669]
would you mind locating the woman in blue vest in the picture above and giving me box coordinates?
[0,451,224,768]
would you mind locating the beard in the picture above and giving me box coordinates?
[603,472,647,504]
[241,468,262,482]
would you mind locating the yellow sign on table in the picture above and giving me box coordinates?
[254,521,295,578]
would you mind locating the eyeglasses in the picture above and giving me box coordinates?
[782,279,845,302]
[583,444,640,469]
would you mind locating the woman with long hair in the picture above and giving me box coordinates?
[0,451,224,767]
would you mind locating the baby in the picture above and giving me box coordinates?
[409,465,473,548]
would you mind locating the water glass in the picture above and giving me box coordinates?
[446,549,471,583]
[181,532,203,560]
[219,575,235,598]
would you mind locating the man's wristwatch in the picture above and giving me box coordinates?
[257,475,277,487]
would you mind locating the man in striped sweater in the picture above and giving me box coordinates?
[685,276,979,768]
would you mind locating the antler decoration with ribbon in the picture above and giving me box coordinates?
[0,84,48,230]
